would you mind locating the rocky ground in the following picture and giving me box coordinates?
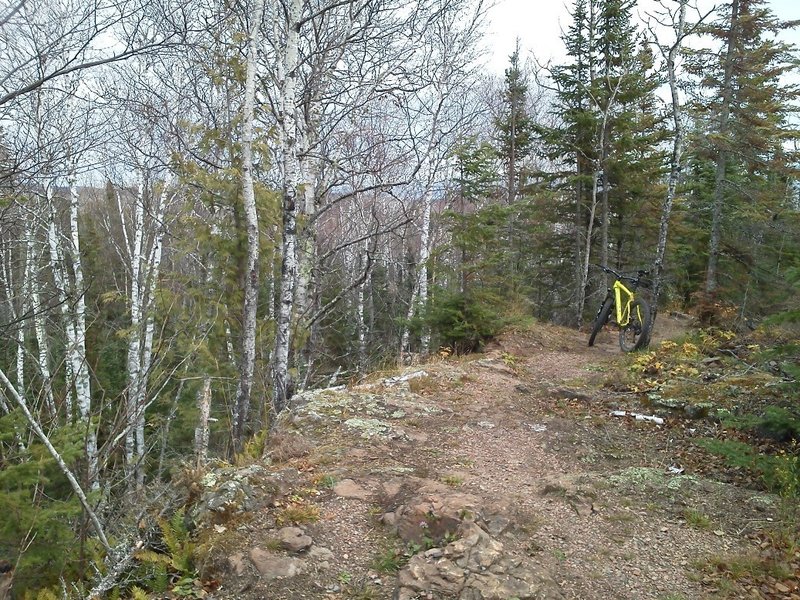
[191,316,799,600]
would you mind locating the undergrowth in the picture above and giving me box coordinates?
[624,323,800,598]
[624,326,800,498]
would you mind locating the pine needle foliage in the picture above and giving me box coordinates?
[426,287,508,354]
[0,416,86,594]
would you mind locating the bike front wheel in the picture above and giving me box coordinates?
[619,297,652,352]
[588,297,614,347]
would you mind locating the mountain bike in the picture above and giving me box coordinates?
[587,265,652,352]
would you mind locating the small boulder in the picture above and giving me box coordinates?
[248,548,302,579]
[333,479,374,500]
[226,552,247,576]
[277,526,313,553]
[307,545,335,567]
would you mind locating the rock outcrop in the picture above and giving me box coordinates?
[395,522,562,600]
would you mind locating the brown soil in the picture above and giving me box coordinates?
[204,315,798,600]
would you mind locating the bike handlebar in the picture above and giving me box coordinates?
[593,264,650,286]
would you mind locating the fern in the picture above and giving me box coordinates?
[135,549,173,567]
[133,508,197,581]
[130,586,150,600]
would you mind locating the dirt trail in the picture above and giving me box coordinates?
[208,316,787,600]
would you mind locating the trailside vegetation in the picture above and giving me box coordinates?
[0,0,798,596]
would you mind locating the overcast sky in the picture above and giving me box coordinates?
[485,0,800,74]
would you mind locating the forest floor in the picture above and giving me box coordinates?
[197,316,799,600]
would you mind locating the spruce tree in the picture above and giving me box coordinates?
[494,41,535,205]
[689,0,800,315]
[544,0,665,324]
[594,0,666,279]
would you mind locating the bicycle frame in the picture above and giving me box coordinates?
[589,264,652,351]
[613,279,635,327]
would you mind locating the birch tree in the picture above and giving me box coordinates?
[32,86,99,486]
[264,0,488,412]
[646,0,711,335]
[271,0,302,416]
[232,0,265,450]
[0,0,196,110]
[108,170,175,489]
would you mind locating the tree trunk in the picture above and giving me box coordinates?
[418,192,432,354]
[195,377,211,467]
[45,187,75,417]
[650,0,688,336]
[125,175,146,489]
[357,241,370,371]
[600,153,609,286]
[68,166,97,489]
[233,0,264,451]
[578,166,601,325]
[27,226,56,418]
[1,229,26,398]
[574,156,585,327]
[706,0,739,295]
[294,158,319,392]
[272,0,302,419]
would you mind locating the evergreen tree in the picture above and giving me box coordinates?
[593,0,666,279]
[494,42,535,205]
[545,0,599,324]
[543,0,665,324]
[688,0,800,316]
[451,136,500,291]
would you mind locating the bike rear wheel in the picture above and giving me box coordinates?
[619,297,652,352]
[588,297,614,347]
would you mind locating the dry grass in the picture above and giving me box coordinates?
[276,500,320,526]
[266,432,315,463]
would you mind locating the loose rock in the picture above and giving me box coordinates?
[277,526,313,553]
[248,548,303,580]
[395,522,562,600]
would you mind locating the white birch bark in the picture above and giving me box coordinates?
[293,152,321,391]
[124,174,146,488]
[45,186,75,418]
[272,0,302,418]
[67,165,97,488]
[233,0,264,448]
[649,0,688,335]
[294,128,319,328]
[136,180,171,487]
[400,189,433,357]
[225,322,237,368]
[119,173,173,489]
[195,377,211,467]
[417,192,432,353]
[27,229,56,418]
[0,239,28,446]
[0,234,26,394]
[577,168,601,327]
[357,240,370,371]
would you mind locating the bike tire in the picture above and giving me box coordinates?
[588,297,614,347]
[619,297,652,352]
